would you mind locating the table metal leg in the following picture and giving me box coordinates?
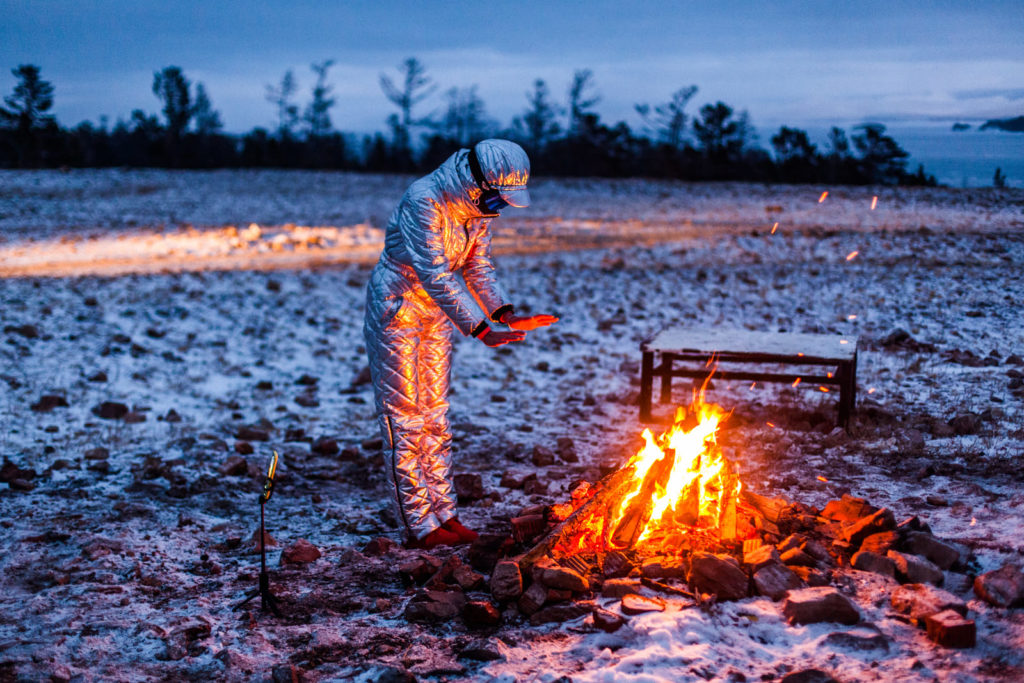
[639,351,654,422]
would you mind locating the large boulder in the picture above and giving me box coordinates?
[783,587,860,625]
[687,552,748,601]
[888,550,943,586]
[974,564,1024,608]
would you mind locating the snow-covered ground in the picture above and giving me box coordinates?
[0,170,1022,681]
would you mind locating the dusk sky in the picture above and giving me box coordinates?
[2,1,1022,135]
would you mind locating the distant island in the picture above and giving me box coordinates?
[952,122,971,132]
[980,116,1024,133]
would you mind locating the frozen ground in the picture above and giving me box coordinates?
[0,170,1022,681]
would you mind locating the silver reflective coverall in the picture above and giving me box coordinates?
[364,141,528,541]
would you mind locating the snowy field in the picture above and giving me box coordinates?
[0,170,1022,681]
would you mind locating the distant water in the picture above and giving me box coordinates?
[766,122,1024,189]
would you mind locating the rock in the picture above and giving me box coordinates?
[84,447,109,460]
[373,665,417,683]
[452,565,484,591]
[236,425,270,441]
[801,540,835,567]
[463,600,501,628]
[311,437,339,455]
[943,571,973,596]
[490,560,523,602]
[459,638,503,662]
[529,600,593,625]
[362,537,396,556]
[361,436,384,450]
[948,413,983,436]
[783,587,860,625]
[973,564,1024,607]
[531,445,556,467]
[556,436,578,463]
[842,508,896,545]
[790,566,831,587]
[904,532,960,570]
[602,551,634,578]
[754,563,804,600]
[510,515,545,544]
[533,557,589,592]
[270,664,300,683]
[0,458,35,483]
[404,589,467,623]
[822,494,877,523]
[821,626,890,652]
[87,370,107,382]
[234,440,254,455]
[780,670,840,683]
[281,539,321,565]
[592,607,627,632]
[925,609,976,648]
[523,478,548,496]
[295,374,318,386]
[4,323,39,338]
[399,555,443,584]
[641,556,687,579]
[891,583,967,625]
[518,582,548,615]
[621,593,666,614]
[123,411,147,424]
[781,547,818,568]
[218,455,248,476]
[888,550,943,586]
[859,530,899,555]
[92,401,128,419]
[468,534,514,573]
[688,552,748,601]
[351,366,372,386]
[744,544,782,571]
[851,551,896,578]
[31,395,68,412]
[499,470,535,489]
[602,578,643,599]
[897,515,932,534]
[454,473,485,502]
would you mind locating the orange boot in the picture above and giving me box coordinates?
[405,526,461,550]
[442,518,479,544]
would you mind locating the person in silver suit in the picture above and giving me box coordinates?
[364,139,558,549]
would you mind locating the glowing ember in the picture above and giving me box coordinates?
[846,250,859,261]
[556,388,743,554]
[818,191,829,203]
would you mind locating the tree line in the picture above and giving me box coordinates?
[0,59,935,186]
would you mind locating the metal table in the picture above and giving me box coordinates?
[639,327,859,427]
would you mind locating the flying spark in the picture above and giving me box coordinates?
[846,250,859,261]
[818,191,829,203]
[771,222,779,234]
[871,196,878,210]
[819,386,830,392]
[817,476,829,483]
[792,377,802,387]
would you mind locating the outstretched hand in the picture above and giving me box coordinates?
[479,328,526,347]
[503,313,559,331]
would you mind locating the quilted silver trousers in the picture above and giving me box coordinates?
[364,282,457,541]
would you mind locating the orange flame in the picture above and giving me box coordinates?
[560,378,744,555]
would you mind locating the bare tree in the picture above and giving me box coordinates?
[265,70,299,136]
[304,60,336,138]
[513,79,560,154]
[635,85,697,149]
[567,69,600,138]
[380,57,436,153]
[434,86,492,146]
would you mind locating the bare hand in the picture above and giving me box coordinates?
[480,328,526,347]
[504,313,559,331]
